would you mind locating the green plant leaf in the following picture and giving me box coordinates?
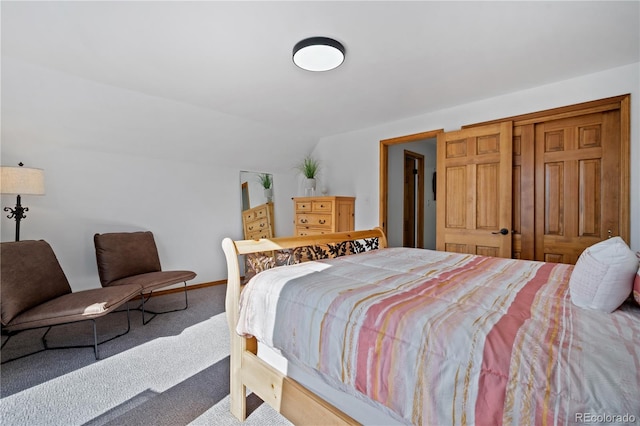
[257,173,272,189]
[298,156,319,179]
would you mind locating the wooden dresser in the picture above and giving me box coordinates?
[292,196,355,236]
[242,202,275,240]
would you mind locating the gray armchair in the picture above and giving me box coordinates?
[1,240,140,362]
[93,231,196,324]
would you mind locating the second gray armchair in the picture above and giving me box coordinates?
[93,231,196,324]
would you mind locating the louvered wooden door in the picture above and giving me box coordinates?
[533,110,622,264]
[436,122,513,258]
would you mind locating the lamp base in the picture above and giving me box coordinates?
[3,194,27,241]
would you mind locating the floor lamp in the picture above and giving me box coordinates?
[1,163,45,242]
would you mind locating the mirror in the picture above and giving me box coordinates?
[239,171,276,278]
[240,170,276,241]
[240,171,274,211]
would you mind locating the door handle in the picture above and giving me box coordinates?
[492,228,509,235]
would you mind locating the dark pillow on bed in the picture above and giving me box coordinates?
[243,249,301,282]
[569,237,638,313]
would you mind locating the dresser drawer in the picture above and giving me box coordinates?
[311,200,333,212]
[246,228,272,240]
[245,205,269,222]
[295,201,312,213]
[295,227,329,237]
[245,217,270,234]
[296,214,332,228]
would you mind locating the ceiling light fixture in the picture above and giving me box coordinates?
[293,37,345,72]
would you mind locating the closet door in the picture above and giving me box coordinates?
[512,124,535,260]
[436,122,512,257]
[534,110,621,264]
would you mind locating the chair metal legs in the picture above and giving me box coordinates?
[139,282,189,325]
[1,331,47,362]
[1,304,132,364]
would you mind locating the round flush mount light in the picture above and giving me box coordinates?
[292,37,345,72]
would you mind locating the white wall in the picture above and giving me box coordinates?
[1,57,297,291]
[314,62,640,252]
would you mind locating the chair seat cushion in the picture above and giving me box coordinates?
[4,284,141,332]
[108,270,197,292]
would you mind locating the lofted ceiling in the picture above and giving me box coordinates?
[1,1,639,169]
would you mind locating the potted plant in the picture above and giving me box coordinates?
[258,173,273,202]
[297,155,319,194]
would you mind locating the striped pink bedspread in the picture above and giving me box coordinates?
[237,247,640,425]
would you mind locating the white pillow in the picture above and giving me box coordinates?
[569,237,639,313]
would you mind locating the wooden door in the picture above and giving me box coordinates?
[403,154,416,247]
[335,198,355,232]
[511,124,535,259]
[534,110,621,264]
[403,150,424,248]
[436,122,513,257]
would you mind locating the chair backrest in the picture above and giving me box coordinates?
[1,240,72,326]
[94,231,162,287]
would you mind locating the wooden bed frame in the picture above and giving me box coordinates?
[222,228,388,425]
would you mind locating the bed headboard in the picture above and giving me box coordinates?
[225,227,387,256]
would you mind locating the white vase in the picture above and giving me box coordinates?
[264,188,273,202]
[304,178,316,196]
[304,178,316,189]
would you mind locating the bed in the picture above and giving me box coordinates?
[222,228,640,425]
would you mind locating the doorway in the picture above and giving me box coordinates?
[380,129,441,249]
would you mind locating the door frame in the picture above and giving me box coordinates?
[379,129,443,237]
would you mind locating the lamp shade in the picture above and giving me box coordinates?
[293,37,345,72]
[0,166,45,195]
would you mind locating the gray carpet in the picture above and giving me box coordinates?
[0,285,292,426]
